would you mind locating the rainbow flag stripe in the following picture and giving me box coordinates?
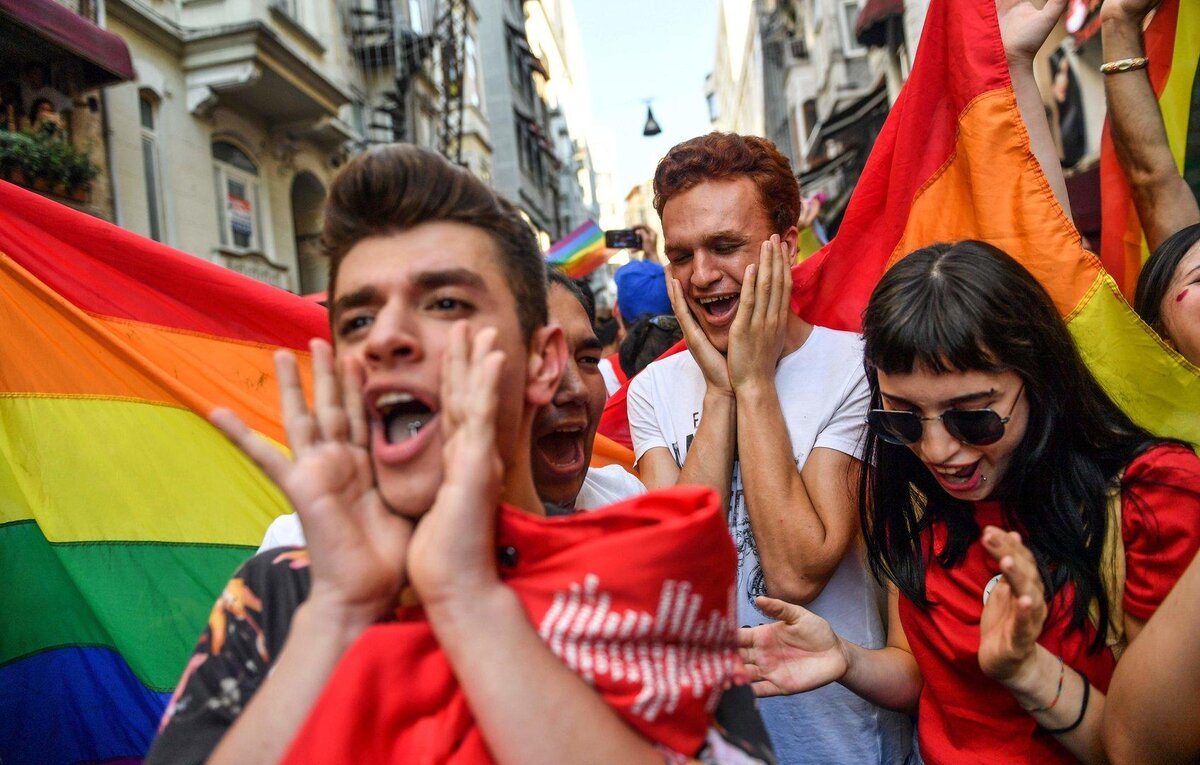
[1100,0,1200,296]
[791,0,1200,447]
[0,181,329,764]
[545,220,612,278]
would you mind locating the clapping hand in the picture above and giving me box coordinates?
[738,596,849,697]
[977,527,1048,684]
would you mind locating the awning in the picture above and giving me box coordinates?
[810,81,889,149]
[855,0,904,48]
[797,150,855,188]
[0,0,134,88]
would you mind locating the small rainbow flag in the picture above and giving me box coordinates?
[0,180,329,764]
[1100,0,1200,296]
[545,220,612,279]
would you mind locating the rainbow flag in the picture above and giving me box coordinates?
[600,0,1200,451]
[1099,0,1200,296]
[0,181,329,764]
[545,220,612,278]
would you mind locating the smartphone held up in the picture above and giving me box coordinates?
[605,228,643,250]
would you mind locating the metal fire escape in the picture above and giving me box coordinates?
[344,0,468,166]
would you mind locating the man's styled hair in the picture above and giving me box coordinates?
[546,268,595,324]
[652,133,801,235]
[322,144,548,338]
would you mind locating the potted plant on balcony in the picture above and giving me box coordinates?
[0,130,36,186]
[66,149,98,202]
[46,138,74,197]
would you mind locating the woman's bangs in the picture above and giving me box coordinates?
[867,296,997,376]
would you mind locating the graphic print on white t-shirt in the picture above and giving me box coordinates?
[627,327,914,764]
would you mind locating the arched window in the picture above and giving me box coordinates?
[139,91,166,242]
[212,140,262,251]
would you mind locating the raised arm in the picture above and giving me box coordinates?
[1000,0,1073,219]
[632,274,739,505]
[1103,548,1200,764]
[728,237,860,604]
[1101,0,1200,249]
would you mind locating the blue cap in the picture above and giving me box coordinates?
[614,259,671,323]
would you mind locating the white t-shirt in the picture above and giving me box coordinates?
[256,466,647,553]
[598,356,623,397]
[627,327,912,765]
[575,463,645,509]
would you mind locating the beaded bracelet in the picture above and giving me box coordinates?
[1042,669,1091,735]
[1101,57,1149,75]
[1023,655,1066,713]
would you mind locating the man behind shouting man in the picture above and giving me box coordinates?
[627,134,912,763]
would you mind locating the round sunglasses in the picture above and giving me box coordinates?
[867,385,1024,447]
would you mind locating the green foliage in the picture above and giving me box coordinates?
[0,126,98,191]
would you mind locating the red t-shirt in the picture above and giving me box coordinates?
[901,443,1200,764]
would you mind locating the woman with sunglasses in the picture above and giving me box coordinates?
[739,241,1200,764]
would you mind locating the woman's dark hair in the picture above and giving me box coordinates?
[546,268,595,323]
[322,144,546,339]
[595,316,619,348]
[1134,223,1200,337]
[860,241,1161,650]
[618,315,682,378]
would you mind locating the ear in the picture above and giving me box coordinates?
[526,323,566,407]
[781,225,800,254]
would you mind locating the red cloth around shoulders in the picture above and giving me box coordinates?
[281,485,739,764]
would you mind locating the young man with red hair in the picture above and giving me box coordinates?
[627,133,912,763]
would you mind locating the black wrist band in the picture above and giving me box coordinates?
[1040,669,1090,735]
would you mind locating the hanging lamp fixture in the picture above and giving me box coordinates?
[642,100,662,136]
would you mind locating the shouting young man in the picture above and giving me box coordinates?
[259,268,643,550]
[626,134,912,763]
[147,145,741,764]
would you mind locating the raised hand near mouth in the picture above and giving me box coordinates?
[406,321,507,608]
[210,338,412,630]
[667,274,734,398]
[727,235,792,393]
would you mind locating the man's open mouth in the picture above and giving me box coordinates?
[696,293,739,320]
[536,426,585,470]
[376,392,436,444]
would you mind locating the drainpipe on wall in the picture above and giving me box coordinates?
[96,0,124,226]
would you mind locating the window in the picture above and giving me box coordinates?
[212,141,263,251]
[465,34,481,108]
[408,0,424,33]
[840,0,865,56]
[139,93,165,243]
[274,0,310,28]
